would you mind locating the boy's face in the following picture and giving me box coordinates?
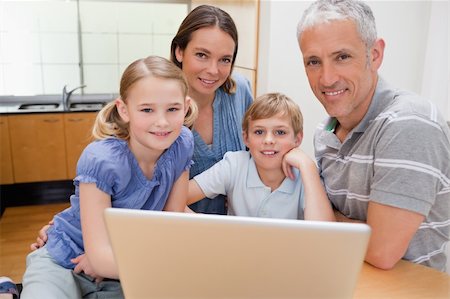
[243,113,302,173]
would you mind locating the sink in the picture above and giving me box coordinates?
[19,103,60,110]
[70,102,105,111]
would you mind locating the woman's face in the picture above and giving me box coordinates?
[175,26,235,102]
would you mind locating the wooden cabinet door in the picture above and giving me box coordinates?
[9,114,67,183]
[0,116,14,184]
[64,112,97,179]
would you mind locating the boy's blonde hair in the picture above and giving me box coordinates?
[242,92,303,136]
[92,56,198,140]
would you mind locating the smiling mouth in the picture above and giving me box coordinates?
[323,89,346,96]
[199,78,218,85]
[261,150,278,156]
[151,131,171,137]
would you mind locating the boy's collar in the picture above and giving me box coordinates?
[247,156,298,194]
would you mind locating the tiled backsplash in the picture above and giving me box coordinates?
[0,1,188,96]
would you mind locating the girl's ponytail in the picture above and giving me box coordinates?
[92,100,129,140]
[184,98,198,129]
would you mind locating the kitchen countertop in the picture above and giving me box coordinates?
[0,94,116,114]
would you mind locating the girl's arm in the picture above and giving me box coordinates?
[79,183,119,279]
[282,148,335,222]
[163,171,190,212]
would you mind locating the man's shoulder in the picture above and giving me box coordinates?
[378,89,449,133]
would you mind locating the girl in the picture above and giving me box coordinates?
[31,5,253,249]
[21,56,196,299]
[171,5,254,214]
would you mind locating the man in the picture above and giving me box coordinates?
[297,0,449,271]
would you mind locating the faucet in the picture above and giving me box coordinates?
[62,84,87,111]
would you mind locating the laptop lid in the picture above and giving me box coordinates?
[104,208,371,299]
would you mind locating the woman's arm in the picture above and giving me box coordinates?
[163,171,190,212]
[79,183,119,279]
[282,147,335,222]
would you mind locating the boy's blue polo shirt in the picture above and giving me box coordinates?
[194,151,304,219]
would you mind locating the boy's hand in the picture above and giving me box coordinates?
[282,147,315,180]
[30,220,53,250]
[72,254,104,284]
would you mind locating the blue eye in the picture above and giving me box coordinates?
[275,130,286,135]
[254,129,264,135]
[141,108,152,113]
[168,107,180,112]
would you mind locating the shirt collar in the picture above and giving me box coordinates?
[247,156,298,194]
[353,76,395,133]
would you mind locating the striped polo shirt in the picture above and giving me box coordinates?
[314,77,450,271]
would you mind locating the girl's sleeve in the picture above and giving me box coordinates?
[75,140,131,195]
[174,126,195,172]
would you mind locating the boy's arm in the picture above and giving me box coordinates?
[187,179,206,205]
[163,171,190,212]
[282,148,335,222]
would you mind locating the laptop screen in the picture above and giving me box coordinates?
[104,208,370,299]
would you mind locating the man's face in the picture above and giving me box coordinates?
[299,19,383,127]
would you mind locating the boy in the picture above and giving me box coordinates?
[188,93,334,221]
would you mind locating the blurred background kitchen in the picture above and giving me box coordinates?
[0,0,448,281]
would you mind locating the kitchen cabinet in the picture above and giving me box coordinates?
[64,112,96,179]
[0,116,14,184]
[9,113,67,183]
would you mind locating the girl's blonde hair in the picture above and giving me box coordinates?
[242,93,303,136]
[92,56,198,140]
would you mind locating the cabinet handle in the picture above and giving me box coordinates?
[43,119,60,123]
[67,118,83,122]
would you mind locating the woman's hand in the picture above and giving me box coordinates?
[30,220,53,250]
[72,254,104,284]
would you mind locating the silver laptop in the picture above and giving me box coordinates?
[104,208,371,299]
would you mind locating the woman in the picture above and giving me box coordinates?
[171,5,253,214]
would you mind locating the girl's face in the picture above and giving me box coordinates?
[175,26,235,102]
[117,76,188,157]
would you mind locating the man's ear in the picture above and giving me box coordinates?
[175,46,184,64]
[115,98,130,123]
[294,132,303,147]
[370,38,385,71]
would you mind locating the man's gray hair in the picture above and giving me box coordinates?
[297,0,377,49]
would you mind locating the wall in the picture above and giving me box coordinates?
[258,0,449,157]
[0,1,188,95]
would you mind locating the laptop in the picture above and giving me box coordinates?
[104,208,371,299]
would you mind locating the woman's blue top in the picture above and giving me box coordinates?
[189,73,253,214]
[46,126,194,269]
